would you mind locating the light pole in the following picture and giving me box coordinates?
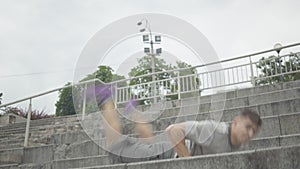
[273,43,283,81]
[137,19,162,103]
[0,93,2,105]
[273,43,282,57]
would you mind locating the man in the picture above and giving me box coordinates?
[166,108,262,157]
[95,82,262,163]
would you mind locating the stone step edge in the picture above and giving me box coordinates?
[1,93,300,134]
[0,163,18,168]
[1,111,299,147]
[51,133,300,162]
[158,97,300,121]
[70,144,300,169]
[171,84,300,105]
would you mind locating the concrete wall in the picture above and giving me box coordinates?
[0,113,26,126]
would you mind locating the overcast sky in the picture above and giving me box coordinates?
[1,0,300,114]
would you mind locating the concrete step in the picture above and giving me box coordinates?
[116,86,300,121]
[53,139,108,160]
[0,119,54,131]
[71,96,299,142]
[0,163,52,169]
[242,133,300,150]
[0,122,82,138]
[0,115,79,131]
[4,128,298,166]
[50,110,300,159]
[1,81,299,168]
[186,85,300,108]
[156,96,300,123]
[52,155,111,169]
[1,107,299,152]
[1,80,299,132]
[0,86,299,138]
[166,79,300,105]
[233,79,300,98]
[0,82,299,150]
[0,138,23,148]
[0,98,296,150]
[0,148,23,165]
[86,109,300,139]
[0,117,81,133]
[9,110,296,152]
[148,99,300,133]
[2,130,290,167]
[49,133,300,168]
[72,144,300,169]
[0,163,19,169]
[0,143,23,150]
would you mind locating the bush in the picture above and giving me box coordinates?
[2,106,54,120]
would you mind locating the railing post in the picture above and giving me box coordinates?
[114,83,118,109]
[177,71,181,100]
[82,83,87,120]
[24,98,32,147]
[194,72,199,93]
[249,56,256,86]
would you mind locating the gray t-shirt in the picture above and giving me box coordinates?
[109,120,237,163]
[185,120,237,155]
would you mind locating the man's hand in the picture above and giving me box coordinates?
[166,123,191,157]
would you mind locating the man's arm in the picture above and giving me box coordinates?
[166,123,191,157]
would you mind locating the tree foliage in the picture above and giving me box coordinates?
[129,55,173,85]
[254,52,300,85]
[55,82,75,116]
[56,57,200,115]
[55,65,125,116]
[128,55,200,104]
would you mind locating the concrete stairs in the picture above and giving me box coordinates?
[0,80,300,169]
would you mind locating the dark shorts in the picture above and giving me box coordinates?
[109,136,175,163]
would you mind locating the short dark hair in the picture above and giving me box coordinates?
[240,109,262,127]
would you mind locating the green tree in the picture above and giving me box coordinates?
[254,52,300,85]
[55,82,75,116]
[55,66,125,116]
[129,55,173,85]
[128,56,200,104]
[82,66,114,82]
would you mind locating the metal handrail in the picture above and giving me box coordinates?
[1,42,300,109]
[1,42,299,108]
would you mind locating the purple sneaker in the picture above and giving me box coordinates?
[85,83,115,107]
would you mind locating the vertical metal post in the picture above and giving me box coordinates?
[114,83,118,109]
[194,72,199,94]
[24,98,32,147]
[82,83,87,120]
[151,40,157,103]
[249,56,255,86]
[177,71,181,100]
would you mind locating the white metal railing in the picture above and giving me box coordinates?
[114,72,199,104]
[0,42,300,147]
[112,46,300,104]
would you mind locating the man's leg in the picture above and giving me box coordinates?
[101,100,122,148]
[102,99,174,162]
[95,82,123,148]
[125,99,154,142]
